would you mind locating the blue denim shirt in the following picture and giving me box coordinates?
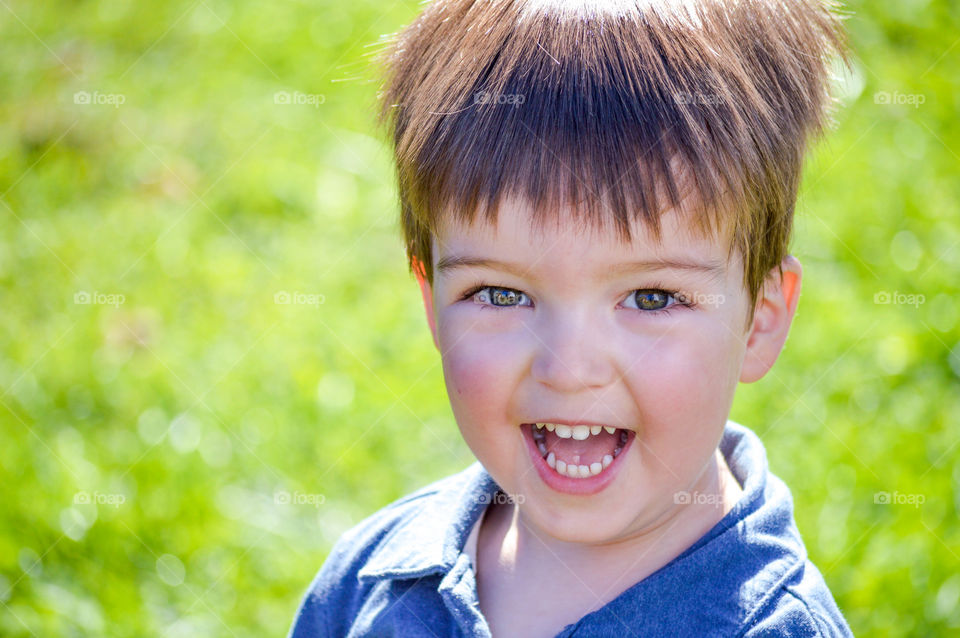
[288,421,854,637]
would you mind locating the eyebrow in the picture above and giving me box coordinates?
[435,255,727,280]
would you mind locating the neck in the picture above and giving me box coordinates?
[494,448,743,598]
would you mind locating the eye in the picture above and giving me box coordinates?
[459,283,693,315]
[622,288,690,316]
[462,284,532,309]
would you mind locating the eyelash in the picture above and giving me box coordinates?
[458,280,697,316]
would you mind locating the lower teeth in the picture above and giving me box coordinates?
[531,425,627,479]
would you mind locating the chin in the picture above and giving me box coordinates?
[521,502,635,545]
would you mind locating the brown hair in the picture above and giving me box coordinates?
[374,0,849,328]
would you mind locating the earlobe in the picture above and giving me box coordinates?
[413,256,440,351]
[740,256,803,383]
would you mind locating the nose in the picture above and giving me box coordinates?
[528,309,617,393]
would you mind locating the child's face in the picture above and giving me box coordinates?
[417,198,798,544]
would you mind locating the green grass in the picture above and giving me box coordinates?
[1,1,958,635]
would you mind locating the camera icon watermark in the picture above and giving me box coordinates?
[675,291,726,308]
[673,91,723,106]
[274,490,326,507]
[673,490,723,507]
[274,90,325,108]
[74,90,126,108]
[74,490,127,508]
[74,290,125,307]
[873,290,924,308]
[473,91,526,108]
[478,491,525,505]
[873,90,925,109]
[274,290,325,308]
[874,491,925,508]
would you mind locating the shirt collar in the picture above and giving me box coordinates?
[357,460,500,581]
[357,420,799,592]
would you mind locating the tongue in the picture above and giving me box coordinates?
[544,428,619,467]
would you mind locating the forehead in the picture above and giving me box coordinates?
[432,198,736,280]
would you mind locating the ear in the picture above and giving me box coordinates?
[412,256,440,351]
[740,255,802,383]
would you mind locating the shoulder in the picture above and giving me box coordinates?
[285,489,433,637]
[739,559,854,638]
[286,463,488,637]
[714,421,854,637]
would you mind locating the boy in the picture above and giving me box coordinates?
[290,0,854,635]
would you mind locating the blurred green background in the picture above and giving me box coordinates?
[1,0,958,635]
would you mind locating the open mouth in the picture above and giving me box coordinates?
[522,422,633,480]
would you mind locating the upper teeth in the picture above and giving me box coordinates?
[535,423,617,439]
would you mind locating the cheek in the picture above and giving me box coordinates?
[633,323,742,448]
[436,316,526,422]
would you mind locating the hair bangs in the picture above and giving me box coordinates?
[375,0,848,325]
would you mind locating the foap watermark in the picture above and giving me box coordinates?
[275,490,326,507]
[478,491,525,505]
[873,90,925,109]
[675,291,726,309]
[674,490,723,507]
[474,91,526,107]
[673,91,723,106]
[874,290,924,308]
[74,490,126,508]
[874,490,925,508]
[274,290,325,308]
[274,90,325,108]
[74,290,125,307]
[74,90,126,108]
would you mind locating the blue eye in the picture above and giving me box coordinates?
[633,290,671,310]
[464,285,532,308]
[622,288,684,315]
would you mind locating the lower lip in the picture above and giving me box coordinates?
[521,424,634,496]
